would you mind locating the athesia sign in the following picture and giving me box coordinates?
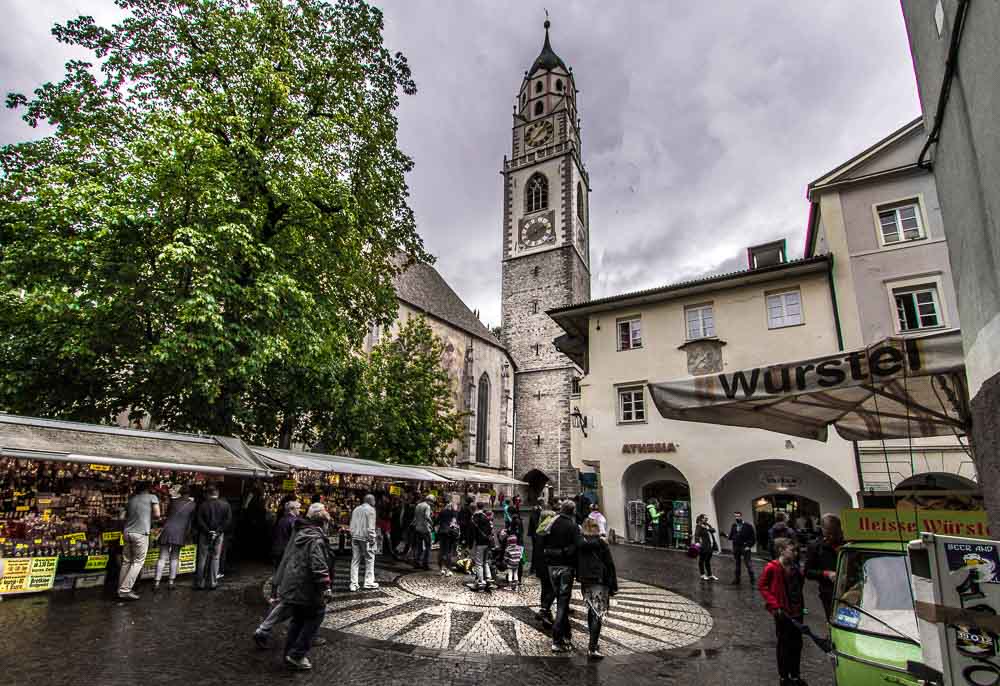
[622,442,677,454]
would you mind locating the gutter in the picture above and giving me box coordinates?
[826,254,845,351]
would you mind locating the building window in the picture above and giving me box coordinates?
[617,317,642,351]
[521,92,526,106]
[533,343,540,356]
[531,301,539,314]
[766,290,802,329]
[571,377,581,395]
[534,100,544,116]
[577,181,585,223]
[878,201,924,245]
[525,172,548,213]
[532,266,540,277]
[894,285,942,331]
[618,387,646,423]
[556,79,564,92]
[476,373,490,463]
[535,80,543,94]
[685,304,715,340]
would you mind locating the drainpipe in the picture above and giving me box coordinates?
[826,256,845,352]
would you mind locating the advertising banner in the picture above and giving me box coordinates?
[842,508,990,542]
[139,544,197,579]
[0,556,59,595]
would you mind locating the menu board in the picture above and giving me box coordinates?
[0,557,59,595]
[139,544,198,579]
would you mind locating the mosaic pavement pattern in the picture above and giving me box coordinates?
[322,568,713,657]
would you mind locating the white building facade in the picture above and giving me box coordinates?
[550,253,860,550]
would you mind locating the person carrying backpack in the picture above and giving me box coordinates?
[577,517,618,659]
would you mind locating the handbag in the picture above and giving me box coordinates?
[686,542,702,558]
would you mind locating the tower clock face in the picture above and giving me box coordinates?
[524,120,553,147]
[520,214,554,247]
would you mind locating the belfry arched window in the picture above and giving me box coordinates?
[526,173,548,213]
[534,100,544,116]
[556,79,564,92]
[535,80,543,94]
[577,181,586,222]
[476,373,490,463]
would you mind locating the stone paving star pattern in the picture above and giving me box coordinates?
[324,568,713,656]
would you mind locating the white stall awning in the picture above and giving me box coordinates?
[251,447,448,483]
[427,466,526,486]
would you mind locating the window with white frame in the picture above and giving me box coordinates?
[894,284,942,332]
[878,201,924,245]
[767,290,803,329]
[685,304,715,340]
[617,317,642,351]
[618,386,646,423]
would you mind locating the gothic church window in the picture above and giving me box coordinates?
[577,181,586,222]
[526,173,548,213]
[476,373,490,463]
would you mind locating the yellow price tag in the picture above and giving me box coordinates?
[85,555,109,570]
[102,531,122,542]
[89,464,111,472]
[15,506,28,512]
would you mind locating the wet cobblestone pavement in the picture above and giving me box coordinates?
[0,545,834,685]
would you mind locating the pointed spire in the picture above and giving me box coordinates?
[529,12,566,76]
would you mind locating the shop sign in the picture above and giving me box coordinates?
[102,531,123,543]
[60,532,87,543]
[0,556,59,594]
[759,473,800,491]
[841,508,991,542]
[89,464,111,472]
[621,442,677,454]
[282,479,297,492]
[388,485,402,497]
[139,544,197,579]
[85,555,109,570]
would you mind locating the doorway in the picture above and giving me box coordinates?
[752,493,820,550]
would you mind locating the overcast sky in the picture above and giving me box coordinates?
[1,1,921,328]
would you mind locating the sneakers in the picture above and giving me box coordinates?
[551,642,569,654]
[253,632,269,649]
[440,569,448,576]
[349,584,359,592]
[118,591,140,601]
[445,570,453,577]
[285,655,313,671]
[700,574,709,580]
[362,583,380,590]
[588,649,605,660]
[709,575,719,581]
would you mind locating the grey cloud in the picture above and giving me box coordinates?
[3,1,921,329]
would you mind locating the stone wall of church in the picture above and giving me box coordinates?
[512,368,576,496]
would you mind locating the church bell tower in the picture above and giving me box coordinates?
[501,19,591,497]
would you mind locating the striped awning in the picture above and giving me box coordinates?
[648,330,968,442]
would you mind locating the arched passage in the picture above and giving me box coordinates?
[893,471,982,510]
[712,459,853,552]
[521,468,550,501]
[621,459,691,547]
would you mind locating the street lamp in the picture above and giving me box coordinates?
[571,407,588,438]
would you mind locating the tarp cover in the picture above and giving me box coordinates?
[427,466,526,486]
[648,330,968,442]
[252,447,448,483]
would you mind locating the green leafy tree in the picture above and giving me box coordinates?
[348,315,464,465]
[0,0,428,442]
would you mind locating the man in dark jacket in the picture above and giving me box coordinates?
[194,485,232,590]
[272,503,334,671]
[458,496,475,549]
[804,513,843,619]
[767,512,797,559]
[544,500,580,652]
[723,511,757,584]
[470,501,495,590]
[272,500,301,570]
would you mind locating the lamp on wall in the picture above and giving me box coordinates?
[570,407,588,438]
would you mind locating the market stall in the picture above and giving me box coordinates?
[0,414,273,595]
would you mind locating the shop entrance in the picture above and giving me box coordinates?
[621,459,691,547]
[751,493,820,550]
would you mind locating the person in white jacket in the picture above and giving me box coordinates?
[349,494,379,591]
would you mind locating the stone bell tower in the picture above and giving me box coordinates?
[501,19,591,497]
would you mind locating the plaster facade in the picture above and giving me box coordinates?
[555,262,859,547]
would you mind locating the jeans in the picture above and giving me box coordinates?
[775,614,803,679]
[732,546,754,580]
[414,530,432,567]
[195,532,224,588]
[154,543,182,582]
[698,549,713,576]
[285,605,326,660]
[473,544,493,585]
[350,539,376,588]
[537,564,555,613]
[257,600,294,637]
[549,565,575,644]
[118,532,150,594]
[438,533,456,570]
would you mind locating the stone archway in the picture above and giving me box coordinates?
[712,459,853,551]
[521,468,550,501]
[620,459,690,545]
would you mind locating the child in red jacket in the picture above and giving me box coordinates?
[758,537,807,686]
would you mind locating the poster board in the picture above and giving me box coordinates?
[842,508,991,542]
[0,557,59,595]
[139,544,197,579]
